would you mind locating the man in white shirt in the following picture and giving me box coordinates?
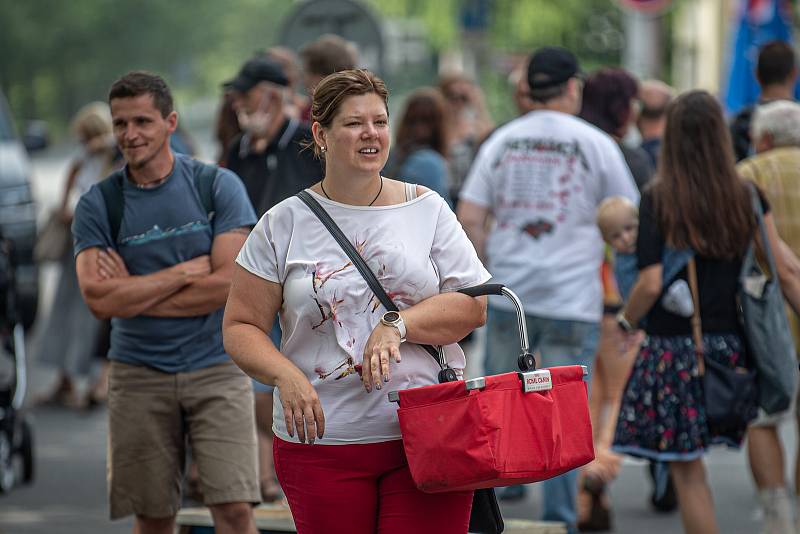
[457,46,639,532]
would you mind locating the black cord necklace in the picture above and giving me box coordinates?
[320,176,383,206]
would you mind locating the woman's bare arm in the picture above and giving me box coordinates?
[621,264,663,326]
[223,265,324,444]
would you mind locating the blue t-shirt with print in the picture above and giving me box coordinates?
[72,153,257,373]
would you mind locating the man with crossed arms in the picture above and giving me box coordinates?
[73,71,259,534]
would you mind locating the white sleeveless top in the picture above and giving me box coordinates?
[236,186,491,444]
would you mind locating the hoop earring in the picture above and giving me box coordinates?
[320,145,327,153]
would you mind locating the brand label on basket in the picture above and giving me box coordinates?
[522,370,552,393]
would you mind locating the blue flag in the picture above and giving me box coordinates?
[724,0,796,115]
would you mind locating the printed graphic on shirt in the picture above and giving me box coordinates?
[119,220,210,247]
[492,137,588,238]
[305,233,429,384]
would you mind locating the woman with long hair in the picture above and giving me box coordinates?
[36,102,121,407]
[612,90,800,533]
[385,87,452,205]
[438,72,494,205]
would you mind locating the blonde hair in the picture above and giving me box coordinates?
[71,101,112,142]
[597,196,638,239]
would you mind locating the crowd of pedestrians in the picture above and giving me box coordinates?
[28,31,800,534]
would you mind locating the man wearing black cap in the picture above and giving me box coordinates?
[224,56,323,217]
[223,56,323,504]
[457,47,639,531]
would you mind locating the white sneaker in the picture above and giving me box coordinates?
[759,487,794,534]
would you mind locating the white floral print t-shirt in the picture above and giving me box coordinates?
[236,188,491,444]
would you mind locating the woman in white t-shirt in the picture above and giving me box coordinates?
[223,69,491,534]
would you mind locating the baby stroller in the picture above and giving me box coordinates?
[0,236,34,493]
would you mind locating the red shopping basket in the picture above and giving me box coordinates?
[387,284,594,493]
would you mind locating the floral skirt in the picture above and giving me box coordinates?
[612,333,747,462]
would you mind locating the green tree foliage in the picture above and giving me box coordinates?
[0,0,630,132]
[365,0,626,122]
[0,0,290,131]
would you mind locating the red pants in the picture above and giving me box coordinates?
[274,437,473,534]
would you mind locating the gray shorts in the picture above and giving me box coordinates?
[750,380,798,428]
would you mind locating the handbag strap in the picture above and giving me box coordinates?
[295,190,448,370]
[686,257,706,375]
[745,181,781,280]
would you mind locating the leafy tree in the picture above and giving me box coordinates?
[0,0,641,133]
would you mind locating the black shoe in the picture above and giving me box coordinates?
[498,484,527,502]
[648,462,678,513]
[578,476,612,532]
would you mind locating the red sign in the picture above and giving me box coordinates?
[617,0,673,13]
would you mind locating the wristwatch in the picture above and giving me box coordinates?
[381,311,407,342]
[616,311,635,333]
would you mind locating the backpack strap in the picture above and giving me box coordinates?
[193,162,217,222]
[98,170,125,248]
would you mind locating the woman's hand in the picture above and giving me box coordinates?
[275,365,325,444]
[361,323,402,393]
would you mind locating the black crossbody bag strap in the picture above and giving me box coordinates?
[297,191,502,532]
[296,191,456,382]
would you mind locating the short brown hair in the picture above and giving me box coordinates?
[579,68,639,138]
[300,34,358,78]
[757,40,796,87]
[108,71,173,118]
[310,69,388,159]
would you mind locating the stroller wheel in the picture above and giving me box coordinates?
[0,429,14,493]
[20,420,32,484]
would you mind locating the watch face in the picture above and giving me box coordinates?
[383,311,400,323]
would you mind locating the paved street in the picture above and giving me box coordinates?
[0,146,791,533]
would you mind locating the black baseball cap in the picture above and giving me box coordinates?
[224,57,289,92]
[527,46,583,90]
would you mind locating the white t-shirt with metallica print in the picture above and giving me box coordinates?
[236,189,491,444]
[460,110,639,322]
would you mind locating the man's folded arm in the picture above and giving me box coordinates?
[76,247,196,319]
[143,228,250,318]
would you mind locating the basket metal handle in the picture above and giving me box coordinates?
[459,284,533,370]
[389,283,582,405]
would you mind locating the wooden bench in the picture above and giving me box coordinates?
[177,504,295,534]
[176,505,567,534]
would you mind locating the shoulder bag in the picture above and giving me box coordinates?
[35,210,71,263]
[296,190,504,534]
[739,183,798,414]
[687,258,759,437]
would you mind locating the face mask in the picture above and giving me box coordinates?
[460,106,478,122]
[236,85,275,136]
[237,109,271,136]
